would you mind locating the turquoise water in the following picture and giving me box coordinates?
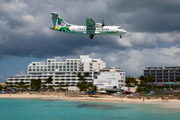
[0,98,179,120]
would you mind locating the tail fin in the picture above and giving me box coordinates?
[50,12,69,30]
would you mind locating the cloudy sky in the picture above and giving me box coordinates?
[0,0,180,82]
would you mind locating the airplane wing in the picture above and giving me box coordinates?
[86,18,95,28]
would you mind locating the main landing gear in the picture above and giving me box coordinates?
[120,35,122,38]
[89,34,94,39]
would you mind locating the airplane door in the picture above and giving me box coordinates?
[72,28,75,33]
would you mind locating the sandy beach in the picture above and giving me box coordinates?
[1,93,180,104]
[1,93,180,110]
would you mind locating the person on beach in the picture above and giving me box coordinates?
[162,96,165,101]
[166,96,169,102]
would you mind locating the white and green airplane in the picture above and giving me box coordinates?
[50,12,127,39]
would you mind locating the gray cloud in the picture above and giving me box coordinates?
[0,0,180,78]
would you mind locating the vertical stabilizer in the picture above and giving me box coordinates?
[50,12,58,27]
[50,12,70,30]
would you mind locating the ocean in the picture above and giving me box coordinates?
[0,98,179,120]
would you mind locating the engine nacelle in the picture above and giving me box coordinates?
[95,23,102,28]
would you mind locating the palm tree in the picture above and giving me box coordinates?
[0,85,3,91]
[125,76,137,87]
[147,75,154,89]
[46,76,53,89]
[5,82,14,90]
[125,77,132,87]
[30,79,42,91]
[19,81,26,89]
[77,72,90,91]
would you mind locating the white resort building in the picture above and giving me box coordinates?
[94,67,125,89]
[7,55,126,89]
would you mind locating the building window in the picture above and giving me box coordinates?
[29,69,31,71]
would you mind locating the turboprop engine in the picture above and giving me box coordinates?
[95,23,102,28]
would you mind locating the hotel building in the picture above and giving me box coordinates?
[7,55,126,89]
[94,67,125,89]
[143,66,180,83]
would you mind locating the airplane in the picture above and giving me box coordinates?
[50,12,127,39]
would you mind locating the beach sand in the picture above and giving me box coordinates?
[1,93,180,104]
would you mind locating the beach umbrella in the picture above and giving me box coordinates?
[147,93,151,95]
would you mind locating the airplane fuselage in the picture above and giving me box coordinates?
[51,25,126,36]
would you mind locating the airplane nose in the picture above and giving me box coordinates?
[122,29,127,34]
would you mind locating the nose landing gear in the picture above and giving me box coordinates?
[89,34,94,39]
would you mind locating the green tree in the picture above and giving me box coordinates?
[46,76,53,89]
[147,75,154,89]
[125,76,137,87]
[18,81,26,89]
[76,72,90,91]
[5,82,14,89]
[0,85,3,91]
[136,86,143,93]
[92,85,97,92]
[139,75,148,84]
[30,79,42,90]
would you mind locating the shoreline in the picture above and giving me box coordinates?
[1,93,180,103]
[1,94,180,109]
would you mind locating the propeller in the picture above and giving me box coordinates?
[102,20,105,31]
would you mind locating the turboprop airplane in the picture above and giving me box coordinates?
[50,12,127,39]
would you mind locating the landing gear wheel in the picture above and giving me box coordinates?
[120,35,122,38]
[89,34,94,39]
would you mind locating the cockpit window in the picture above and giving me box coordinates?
[117,27,121,29]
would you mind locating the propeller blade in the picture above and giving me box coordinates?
[102,20,105,31]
